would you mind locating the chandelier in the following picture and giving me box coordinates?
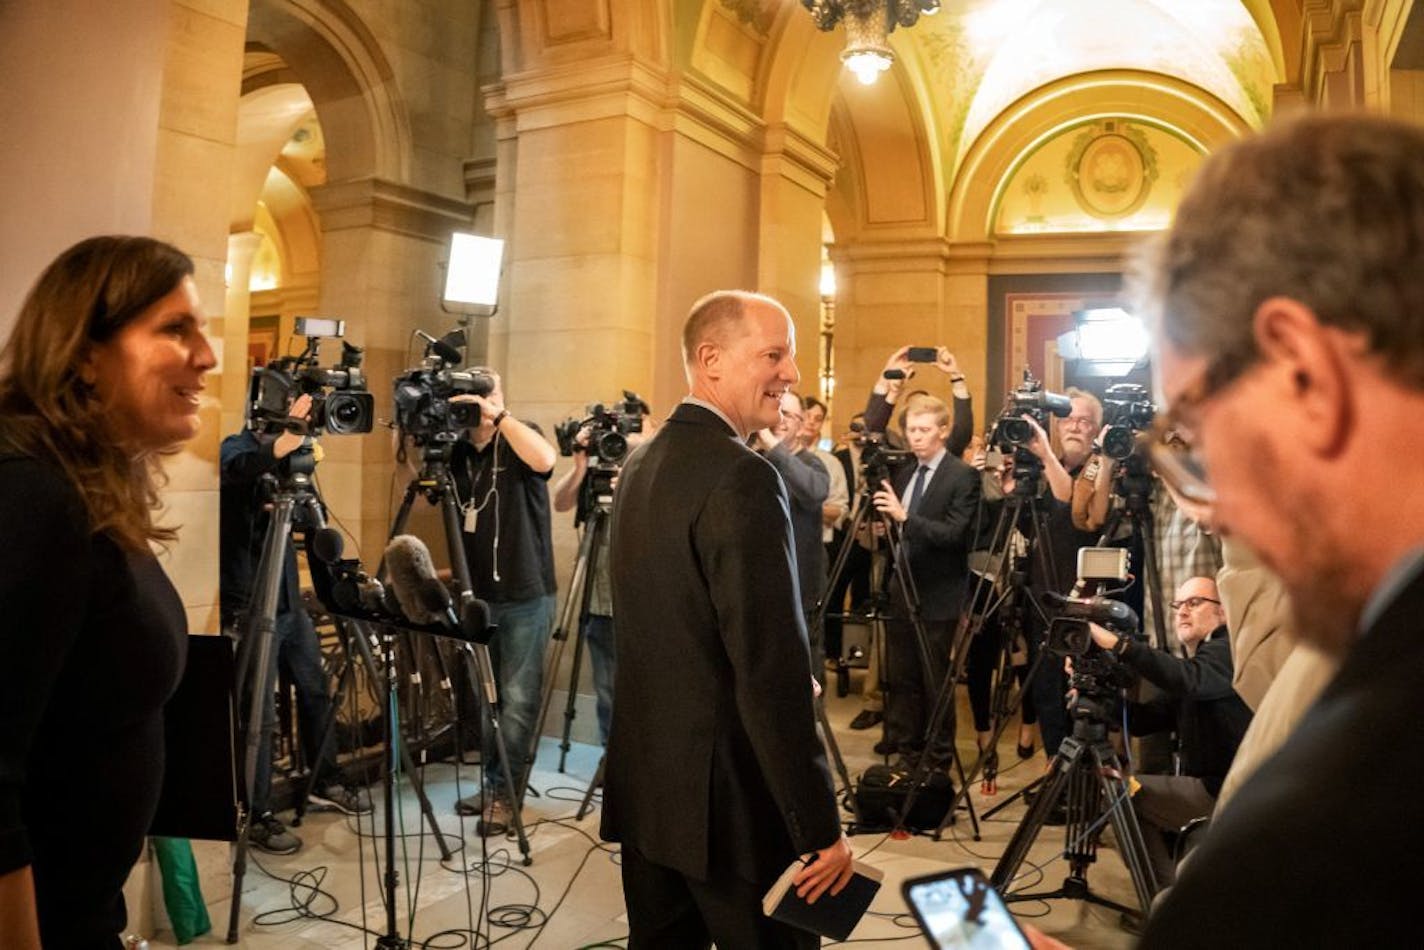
[801,0,941,85]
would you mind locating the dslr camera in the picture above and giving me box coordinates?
[1100,382,1156,461]
[392,329,496,445]
[554,391,647,466]
[247,316,375,437]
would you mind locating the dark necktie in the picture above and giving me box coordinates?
[908,464,929,514]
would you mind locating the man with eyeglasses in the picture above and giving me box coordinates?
[1086,576,1251,890]
[1125,113,1424,947]
[754,390,831,672]
[1013,388,1106,768]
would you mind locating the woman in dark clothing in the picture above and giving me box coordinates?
[0,236,216,949]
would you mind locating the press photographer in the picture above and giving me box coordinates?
[865,371,980,770]
[550,393,653,744]
[448,369,557,835]
[986,381,1102,766]
[217,387,370,854]
[1070,384,1222,657]
[1085,576,1252,889]
[222,322,375,854]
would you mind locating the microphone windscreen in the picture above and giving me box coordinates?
[310,527,346,565]
[385,534,440,623]
[417,576,454,616]
[461,596,494,645]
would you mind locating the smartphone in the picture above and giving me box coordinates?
[902,868,1030,949]
[906,346,938,363]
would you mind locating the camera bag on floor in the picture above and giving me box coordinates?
[853,762,954,831]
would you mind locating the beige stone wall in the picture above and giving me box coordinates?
[152,0,251,637]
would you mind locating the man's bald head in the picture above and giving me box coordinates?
[682,290,783,381]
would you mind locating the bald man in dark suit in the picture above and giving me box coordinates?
[603,290,852,949]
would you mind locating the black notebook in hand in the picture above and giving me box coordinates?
[761,855,884,941]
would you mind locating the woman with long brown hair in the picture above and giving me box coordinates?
[0,235,216,949]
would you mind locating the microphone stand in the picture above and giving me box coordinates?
[379,435,533,865]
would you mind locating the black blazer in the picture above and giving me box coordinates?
[1140,563,1424,946]
[885,453,980,622]
[601,403,841,885]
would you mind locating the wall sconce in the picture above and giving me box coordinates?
[802,0,941,85]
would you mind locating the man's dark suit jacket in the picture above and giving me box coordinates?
[883,453,981,622]
[601,402,841,886]
[1140,562,1424,946]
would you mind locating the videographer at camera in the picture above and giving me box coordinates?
[1070,428,1222,658]
[447,373,558,835]
[864,346,974,457]
[1010,390,1104,766]
[1085,576,1252,889]
[549,417,657,744]
[220,393,373,855]
[867,395,981,769]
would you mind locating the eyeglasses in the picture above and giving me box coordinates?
[1061,414,1098,431]
[1170,596,1221,612]
[1145,353,1255,505]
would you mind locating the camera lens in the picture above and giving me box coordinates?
[999,418,1031,444]
[1102,426,1136,461]
[324,392,375,435]
[596,431,628,463]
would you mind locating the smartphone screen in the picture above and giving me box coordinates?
[902,868,1030,949]
[906,346,938,363]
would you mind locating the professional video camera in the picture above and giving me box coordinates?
[989,370,1073,449]
[1100,382,1156,461]
[247,316,375,436]
[1045,591,1140,715]
[553,391,647,466]
[857,431,913,490]
[391,328,496,444]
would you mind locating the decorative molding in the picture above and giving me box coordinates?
[309,177,475,241]
[720,0,775,36]
[540,0,611,47]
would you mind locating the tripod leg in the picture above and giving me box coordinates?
[990,737,1081,895]
[576,754,606,821]
[1093,747,1160,912]
[346,621,455,860]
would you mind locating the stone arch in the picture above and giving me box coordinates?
[245,0,411,183]
[948,69,1253,244]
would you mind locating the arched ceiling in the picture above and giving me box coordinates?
[690,0,1287,244]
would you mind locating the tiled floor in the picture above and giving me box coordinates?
[144,673,1139,948]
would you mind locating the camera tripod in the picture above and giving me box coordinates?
[226,443,451,947]
[904,461,1061,840]
[529,470,614,820]
[382,435,532,863]
[813,466,980,837]
[1099,454,1170,651]
[989,695,1159,922]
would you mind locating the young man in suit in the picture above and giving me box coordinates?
[869,395,981,769]
[602,289,852,948]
